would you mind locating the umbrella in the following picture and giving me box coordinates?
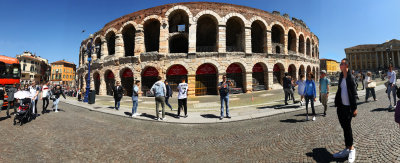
[14,91,32,99]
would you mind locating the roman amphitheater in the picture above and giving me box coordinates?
[77,2,320,97]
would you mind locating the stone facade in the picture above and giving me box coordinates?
[77,2,320,97]
[17,51,50,85]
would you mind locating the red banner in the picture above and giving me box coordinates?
[167,65,188,76]
[107,72,114,79]
[252,63,264,72]
[143,67,159,77]
[122,69,133,78]
[273,64,280,72]
[196,64,217,75]
[94,73,100,80]
[226,64,242,73]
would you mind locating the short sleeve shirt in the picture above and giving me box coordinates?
[177,83,188,99]
[218,82,230,96]
[388,71,396,84]
[319,77,330,94]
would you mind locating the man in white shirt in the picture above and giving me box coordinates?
[29,81,39,117]
[387,64,397,109]
[177,77,188,118]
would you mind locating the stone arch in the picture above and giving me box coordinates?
[118,21,139,33]
[94,37,102,59]
[196,63,219,96]
[120,67,134,96]
[222,13,249,27]
[166,64,188,91]
[196,14,219,52]
[104,69,115,96]
[299,65,305,79]
[167,9,190,33]
[306,37,311,57]
[141,66,159,96]
[288,64,297,81]
[80,47,86,65]
[165,5,194,24]
[252,62,268,90]
[312,67,316,80]
[268,21,286,33]
[93,71,101,95]
[195,60,221,74]
[312,39,315,58]
[193,10,222,24]
[143,18,160,52]
[105,30,116,56]
[251,20,267,53]
[306,65,312,74]
[142,15,163,24]
[273,63,285,85]
[298,34,305,54]
[226,62,246,93]
[121,23,136,57]
[288,29,297,52]
[315,44,319,58]
[271,23,285,54]
[226,16,245,52]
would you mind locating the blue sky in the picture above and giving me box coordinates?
[0,0,399,66]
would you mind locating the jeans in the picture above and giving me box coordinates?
[115,100,121,110]
[54,98,60,111]
[320,93,328,112]
[387,85,397,106]
[178,98,187,116]
[132,100,138,115]
[31,99,36,115]
[155,96,165,118]
[305,95,315,116]
[42,97,49,112]
[165,96,173,109]
[220,95,229,117]
[337,105,354,147]
[284,88,295,104]
[6,100,16,116]
[365,88,376,101]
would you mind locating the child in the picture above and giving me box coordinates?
[303,73,317,121]
[295,74,306,106]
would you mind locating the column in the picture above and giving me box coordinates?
[244,27,252,54]
[360,53,363,70]
[245,72,252,93]
[375,52,379,69]
[99,75,106,95]
[218,25,226,53]
[187,75,196,97]
[283,34,288,55]
[381,51,384,66]
[397,51,400,68]
[101,39,108,58]
[386,51,390,66]
[188,23,197,53]
[392,51,395,67]
[115,33,124,58]
[134,25,145,56]
[266,31,272,54]
[90,73,95,90]
[159,19,169,54]
[268,69,273,90]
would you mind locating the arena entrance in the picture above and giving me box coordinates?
[226,63,244,93]
[195,64,217,96]
[166,65,188,92]
[252,63,267,91]
[141,67,159,96]
[94,72,100,95]
[273,63,285,85]
[105,71,115,96]
[121,68,134,97]
[288,64,297,81]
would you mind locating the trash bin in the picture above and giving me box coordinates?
[88,90,96,104]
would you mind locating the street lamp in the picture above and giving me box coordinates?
[83,34,100,103]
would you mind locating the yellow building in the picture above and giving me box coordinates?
[320,59,340,75]
[51,60,76,87]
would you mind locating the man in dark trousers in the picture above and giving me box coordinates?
[283,73,295,105]
[113,81,124,110]
[360,72,365,90]
[6,83,17,117]
[333,58,358,163]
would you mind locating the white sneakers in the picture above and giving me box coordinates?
[55,110,59,113]
[312,116,316,121]
[333,148,356,163]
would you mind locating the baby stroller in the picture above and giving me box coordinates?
[13,98,33,126]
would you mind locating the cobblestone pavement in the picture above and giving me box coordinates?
[0,89,399,162]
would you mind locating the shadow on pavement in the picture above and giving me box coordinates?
[371,108,390,112]
[200,114,220,119]
[306,148,345,162]
[280,119,306,123]
[257,104,300,110]
[140,113,157,120]
[0,116,9,122]
[124,112,132,116]
[165,112,179,118]
[107,107,115,110]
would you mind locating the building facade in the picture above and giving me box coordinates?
[77,2,320,97]
[16,51,50,85]
[320,59,340,75]
[345,39,400,72]
[51,60,76,87]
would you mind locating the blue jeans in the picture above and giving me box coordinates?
[220,95,229,117]
[54,98,60,111]
[132,100,138,114]
[115,100,120,110]
[165,96,172,109]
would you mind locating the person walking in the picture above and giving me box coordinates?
[365,71,377,102]
[218,75,232,120]
[283,73,295,105]
[164,80,173,111]
[352,70,358,90]
[52,85,66,112]
[303,72,317,121]
[113,81,124,111]
[333,58,358,163]
[0,85,5,113]
[360,72,365,90]
[131,80,140,117]
[29,81,40,117]
[150,76,167,121]
[6,83,17,118]
[295,74,306,106]
[319,70,330,116]
[40,82,50,114]
[387,64,397,109]
[177,77,188,119]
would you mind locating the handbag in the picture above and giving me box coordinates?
[367,81,376,88]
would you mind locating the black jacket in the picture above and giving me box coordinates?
[166,84,172,97]
[52,88,66,99]
[283,76,292,89]
[334,70,358,112]
[113,86,124,100]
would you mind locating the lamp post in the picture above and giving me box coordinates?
[83,34,94,103]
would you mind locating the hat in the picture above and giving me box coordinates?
[320,70,327,74]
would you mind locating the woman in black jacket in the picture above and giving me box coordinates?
[52,85,66,113]
[164,80,173,111]
[113,81,123,110]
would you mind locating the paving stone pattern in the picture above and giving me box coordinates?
[0,89,399,162]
